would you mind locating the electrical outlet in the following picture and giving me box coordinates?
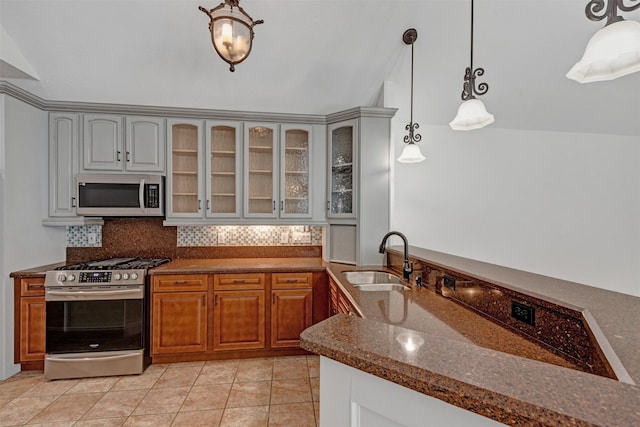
[443,275,456,291]
[280,232,289,244]
[87,233,97,244]
[217,231,226,244]
[511,301,535,326]
[299,232,311,243]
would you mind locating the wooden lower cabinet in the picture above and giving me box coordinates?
[271,272,313,348]
[214,290,266,351]
[151,275,208,355]
[329,276,359,316]
[13,277,46,367]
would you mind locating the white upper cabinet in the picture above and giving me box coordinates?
[280,124,312,219]
[82,114,165,173]
[166,119,205,218]
[49,113,79,217]
[244,123,279,218]
[125,116,166,173]
[327,119,357,219]
[206,121,243,218]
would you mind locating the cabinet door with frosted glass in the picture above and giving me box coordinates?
[244,123,278,218]
[206,121,242,218]
[167,119,204,218]
[280,125,312,218]
[327,119,358,219]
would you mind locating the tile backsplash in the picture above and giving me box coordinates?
[66,224,322,248]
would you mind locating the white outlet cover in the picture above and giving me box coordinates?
[217,231,226,244]
[280,232,289,244]
[88,233,97,244]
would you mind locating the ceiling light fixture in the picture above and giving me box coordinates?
[567,0,640,83]
[199,1,263,72]
[397,28,426,164]
[449,0,494,131]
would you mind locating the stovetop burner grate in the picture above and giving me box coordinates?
[56,257,171,271]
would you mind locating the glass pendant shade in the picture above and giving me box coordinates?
[449,98,495,131]
[397,142,426,163]
[567,19,640,83]
[211,7,253,65]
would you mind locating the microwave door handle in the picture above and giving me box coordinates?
[139,178,146,209]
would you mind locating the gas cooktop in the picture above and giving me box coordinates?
[55,257,171,271]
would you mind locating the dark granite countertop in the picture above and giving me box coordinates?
[301,246,640,426]
[9,262,66,278]
[148,257,326,275]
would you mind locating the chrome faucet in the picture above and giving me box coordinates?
[378,231,413,281]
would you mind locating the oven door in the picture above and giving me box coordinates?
[45,286,144,354]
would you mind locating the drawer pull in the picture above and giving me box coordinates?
[174,281,187,285]
[285,279,298,283]
[28,284,44,289]
[232,279,245,284]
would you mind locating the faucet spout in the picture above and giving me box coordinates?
[378,231,413,281]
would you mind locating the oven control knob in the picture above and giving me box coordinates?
[67,274,76,282]
[122,273,130,280]
[57,274,67,282]
[130,273,138,280]
[114,273,122,280]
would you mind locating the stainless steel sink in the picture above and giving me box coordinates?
[352,283,410,292]
[343,271,409,291]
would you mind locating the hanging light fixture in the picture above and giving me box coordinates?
[199,1,264,72]
[567,0,640,83]
[449,0,494,131]
[397,28,426,164]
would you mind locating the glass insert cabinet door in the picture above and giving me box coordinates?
[280,125,312,218]
[244,123,278,217]
[207,121,242,218]
[328,120,357,218]
[168,119,204,217]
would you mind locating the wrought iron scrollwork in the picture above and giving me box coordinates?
[461,66,489,101]
[585,0,640,26]
[404,122,421,144]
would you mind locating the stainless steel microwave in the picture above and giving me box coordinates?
[76,173,164,217]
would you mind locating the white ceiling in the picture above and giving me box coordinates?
[1,0,639,135]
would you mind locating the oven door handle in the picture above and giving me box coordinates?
[46,288,143,300]
[46,352,140,363]
[139,177,146,210]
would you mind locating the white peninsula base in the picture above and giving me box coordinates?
[319,356,505,427]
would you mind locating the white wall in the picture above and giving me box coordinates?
[0,95,66,380]
[391,124,640,297]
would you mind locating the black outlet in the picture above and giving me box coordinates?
[511,301,535,326]
[443,275,456,291]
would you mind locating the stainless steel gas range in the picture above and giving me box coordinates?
[43,257,170,380]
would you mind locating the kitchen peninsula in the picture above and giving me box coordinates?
[301,246,640,426]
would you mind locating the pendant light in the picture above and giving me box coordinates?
[449,0,494,131]
[397,28,426,164]
[199,0,264,72]
[567,0,640,83]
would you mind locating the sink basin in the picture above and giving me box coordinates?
[352,283,410,292]
[343,271,403,285]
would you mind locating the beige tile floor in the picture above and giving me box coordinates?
[0,355,320,426]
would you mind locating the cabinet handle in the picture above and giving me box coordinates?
[327,200,330,211]
[198,200,202,210]
[202,295,206,305]
[126,151,130,162]
[214,294,218,306]
[273,200,276,211]
[117,151,121,162]
[28,284,44,290]
[232,279,245,284]
[173,281,187,285]
[280,201,284,211]
[207,200,211,210]
[71,197,76,208]
[285,279,298,283]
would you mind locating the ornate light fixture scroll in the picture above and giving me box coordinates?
[397,28,426,164]
[449,0,494,131]
[199,0,264,72]
[567,0,640,83]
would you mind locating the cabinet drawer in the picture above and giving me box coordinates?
[272,272,313,289]
[21,277,45,297]
[153,274,208,292]
[214,273,265,290]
